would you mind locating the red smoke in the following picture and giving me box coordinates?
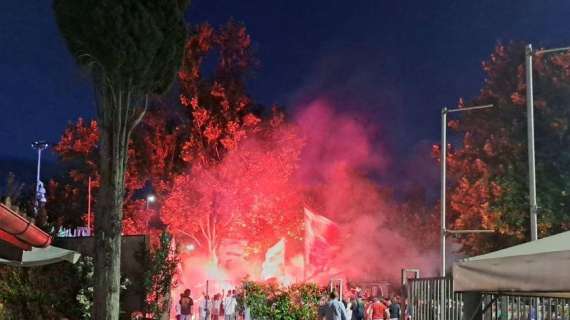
[166,99,437,295]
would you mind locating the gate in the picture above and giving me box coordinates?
[407,277,464,320]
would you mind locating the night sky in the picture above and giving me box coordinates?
[2,0,570,190]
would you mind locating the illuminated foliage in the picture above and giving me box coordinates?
[178,21,260,166]
[161,114,304,262]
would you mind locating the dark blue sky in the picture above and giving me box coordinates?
[2,0,570,190]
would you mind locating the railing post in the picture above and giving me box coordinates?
[463,292,482,320]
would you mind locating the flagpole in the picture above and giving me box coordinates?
[303,206,306,282]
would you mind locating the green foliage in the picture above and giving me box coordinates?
[52,0,188,96]
[239,281,323,320]
[0,259,90,319]
[287,283,322,320]
[75,256,96,319]
[144,231,179,319]
[0,256,134,320]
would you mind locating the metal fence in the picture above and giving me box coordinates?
[407,277,464,320]
[406,277,570,320]
[480,294,570,320]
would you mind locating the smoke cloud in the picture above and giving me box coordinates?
[170,98,438,295]
[294,99,437,283]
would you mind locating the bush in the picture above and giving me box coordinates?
[239,281,323,320]
[0,258,91,319]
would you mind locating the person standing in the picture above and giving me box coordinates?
[325,291,348,320]
[388,297,400,320]
[404,298,413,320]
[367,297,389,320]
[212,293,222,320]
[223,290,238,320]
[178,289,194,320]
[318,296,329,320]
[342,299,352,320]
[351,295,365,320]
[199,294,212,320]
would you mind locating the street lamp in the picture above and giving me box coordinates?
[146,194,156,209]
[525,43,570,241]
[440,104,495,278]
[31,140,49,216]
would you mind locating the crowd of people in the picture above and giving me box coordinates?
[174,287,411,320]
[318,291,412,320]
[175,288,239,320]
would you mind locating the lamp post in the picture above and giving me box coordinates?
[145,194,156,231]
[146,194,156,210]
[525,43,570,241]
[31,140,49,216]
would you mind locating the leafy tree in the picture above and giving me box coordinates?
[49,21,261,237]
[161,113,304,265]
[48,118,99,228]
[49,112,182,234]
[49,22,280,258]
[178,21,260,166]
[52,1,188,318]
[143,231,179,319]
[440,43,570,255]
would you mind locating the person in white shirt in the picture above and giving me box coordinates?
[199,294,212,320]
[222,290,238,320]
[212,293,223,320]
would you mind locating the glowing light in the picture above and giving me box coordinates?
[146,194,156,203]
[185,243,196,252]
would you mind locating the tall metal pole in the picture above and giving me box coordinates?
[440,108,448,320]
[87,176,92,234]
[439,104,493,276]
[440,108,448,277]
[438,104,494,320]
[36,148,42,200]
[31,141,49,217]
[525,44,539,241]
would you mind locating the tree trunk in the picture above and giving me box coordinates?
[93,99,131,319]
[160,290,171,320]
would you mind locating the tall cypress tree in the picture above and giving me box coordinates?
[53,1,188,318]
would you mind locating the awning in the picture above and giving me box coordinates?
[453,231,570,296]
[0,203,51,250]
[0,245,81,267]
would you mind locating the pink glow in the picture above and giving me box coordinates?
[165,99,437,296]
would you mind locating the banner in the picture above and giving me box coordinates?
[304,207,340,279]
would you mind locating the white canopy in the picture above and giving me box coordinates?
[453,231,570,296]
[0,245,81,267]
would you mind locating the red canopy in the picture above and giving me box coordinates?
[0,203,51,250]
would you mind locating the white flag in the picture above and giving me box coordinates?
[261,238,285,280]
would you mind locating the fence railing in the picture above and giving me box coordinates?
[406,277,570,320]
[480,294,570,320]
[407,277,464,320]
